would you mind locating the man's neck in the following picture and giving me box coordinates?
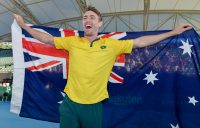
[84,35,98,42]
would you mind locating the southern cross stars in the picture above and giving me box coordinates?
[170,124,179,128]
[143,70,159,85]
[188,96,199,106]
[179,39,193,57]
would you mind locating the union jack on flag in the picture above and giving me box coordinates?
[24,26,126,83]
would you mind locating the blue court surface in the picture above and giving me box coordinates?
[0,101,59,128]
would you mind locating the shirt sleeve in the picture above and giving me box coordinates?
[110,38,135,55]
[54,36,76,51]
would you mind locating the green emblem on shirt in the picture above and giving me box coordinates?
[100,45,107,49]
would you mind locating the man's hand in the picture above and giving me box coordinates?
[13,14,26,28]
[172,23,193,35]
[12,13,54,45]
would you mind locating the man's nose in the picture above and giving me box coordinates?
[85,19,90,22]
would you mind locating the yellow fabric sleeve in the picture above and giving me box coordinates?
[109,38,134,55]
[54,36,77,51]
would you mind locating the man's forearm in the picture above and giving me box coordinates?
[22,24,54,46]
[133,31,176,48]
[133,23,192,48]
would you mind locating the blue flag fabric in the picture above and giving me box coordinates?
[11,21,200,128]
[103,30,200,128]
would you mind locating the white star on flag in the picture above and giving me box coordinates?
[188,96,199,106]
[170,123,179,128]
[58,92,66,104]
[179,39,193,57]
[143,70,158,85]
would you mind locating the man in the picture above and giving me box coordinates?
[2,85,11,102]
[13,6,192,128]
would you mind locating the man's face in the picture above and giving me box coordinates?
[83,11,102,36]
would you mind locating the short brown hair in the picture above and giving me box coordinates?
[84,6,102,21]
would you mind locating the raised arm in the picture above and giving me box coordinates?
[133,23,192,48]
[13,14,54,46]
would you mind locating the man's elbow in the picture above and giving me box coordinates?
[134,41,146,48]
[43,36,54,46]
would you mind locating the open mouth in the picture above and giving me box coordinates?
[85,25,92,29]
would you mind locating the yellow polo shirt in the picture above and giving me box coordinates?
[54,36,134,104]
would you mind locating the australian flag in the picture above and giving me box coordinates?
[11,20,200,128]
